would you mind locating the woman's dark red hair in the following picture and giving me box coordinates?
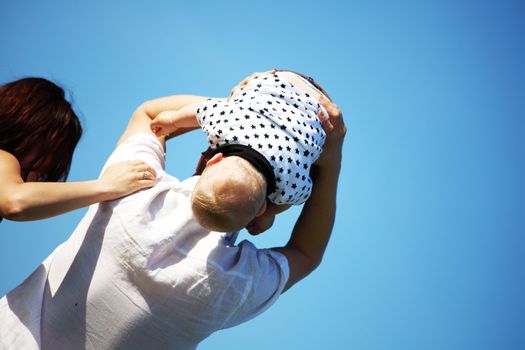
[0,77,82,182]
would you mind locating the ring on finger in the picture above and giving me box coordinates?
[142,171,148,180]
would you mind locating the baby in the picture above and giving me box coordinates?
[151,70,332,233]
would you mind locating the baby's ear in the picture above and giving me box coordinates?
[255,200,267,217]
[206,153,224,167]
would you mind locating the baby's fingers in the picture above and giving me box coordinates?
[150,120,171,137]
[150,125,163,136]
[150,121,162,135]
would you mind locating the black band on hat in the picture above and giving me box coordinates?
[199,144,276,196]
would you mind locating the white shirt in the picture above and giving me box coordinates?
[0,133,289,350]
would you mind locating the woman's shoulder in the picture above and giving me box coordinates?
[0,150,24,183]
[0,149,20,165]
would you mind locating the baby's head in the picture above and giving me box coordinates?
[191,154,267,232]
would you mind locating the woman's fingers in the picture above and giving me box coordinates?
[137,168,157,180]
[137,178,157,189]
[130,160,146,167]
[137,170,154,181]
[134,163,157,187]
[129,161,158,180]
[99,161,160,199]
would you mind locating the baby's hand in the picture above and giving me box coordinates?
[150,110,180,137]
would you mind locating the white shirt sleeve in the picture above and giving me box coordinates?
[101,133,166,179]
[221,240,289,329]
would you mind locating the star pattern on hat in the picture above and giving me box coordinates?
[196,74,326,205]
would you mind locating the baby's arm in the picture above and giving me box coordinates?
[120,95,211,146]
[150,103,201,137]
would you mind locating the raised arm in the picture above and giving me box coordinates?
[273,98,346,292]
[149,102,202,138]
[118,95,211,147]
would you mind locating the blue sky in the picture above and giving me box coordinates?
[1,1,524,349]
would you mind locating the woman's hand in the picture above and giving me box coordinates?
[99,160,157,200]
[315,97,346,171]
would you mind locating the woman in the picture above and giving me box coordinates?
[0,77,157,222]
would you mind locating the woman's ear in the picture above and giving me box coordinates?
[206,152,224,167]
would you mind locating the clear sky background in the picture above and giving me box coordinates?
[1,1,524,349]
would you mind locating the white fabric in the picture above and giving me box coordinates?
[196,73,327,205]
[0,133,289,350]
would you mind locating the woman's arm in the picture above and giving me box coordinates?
[0,95,218,222]
[0,150,157,221]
